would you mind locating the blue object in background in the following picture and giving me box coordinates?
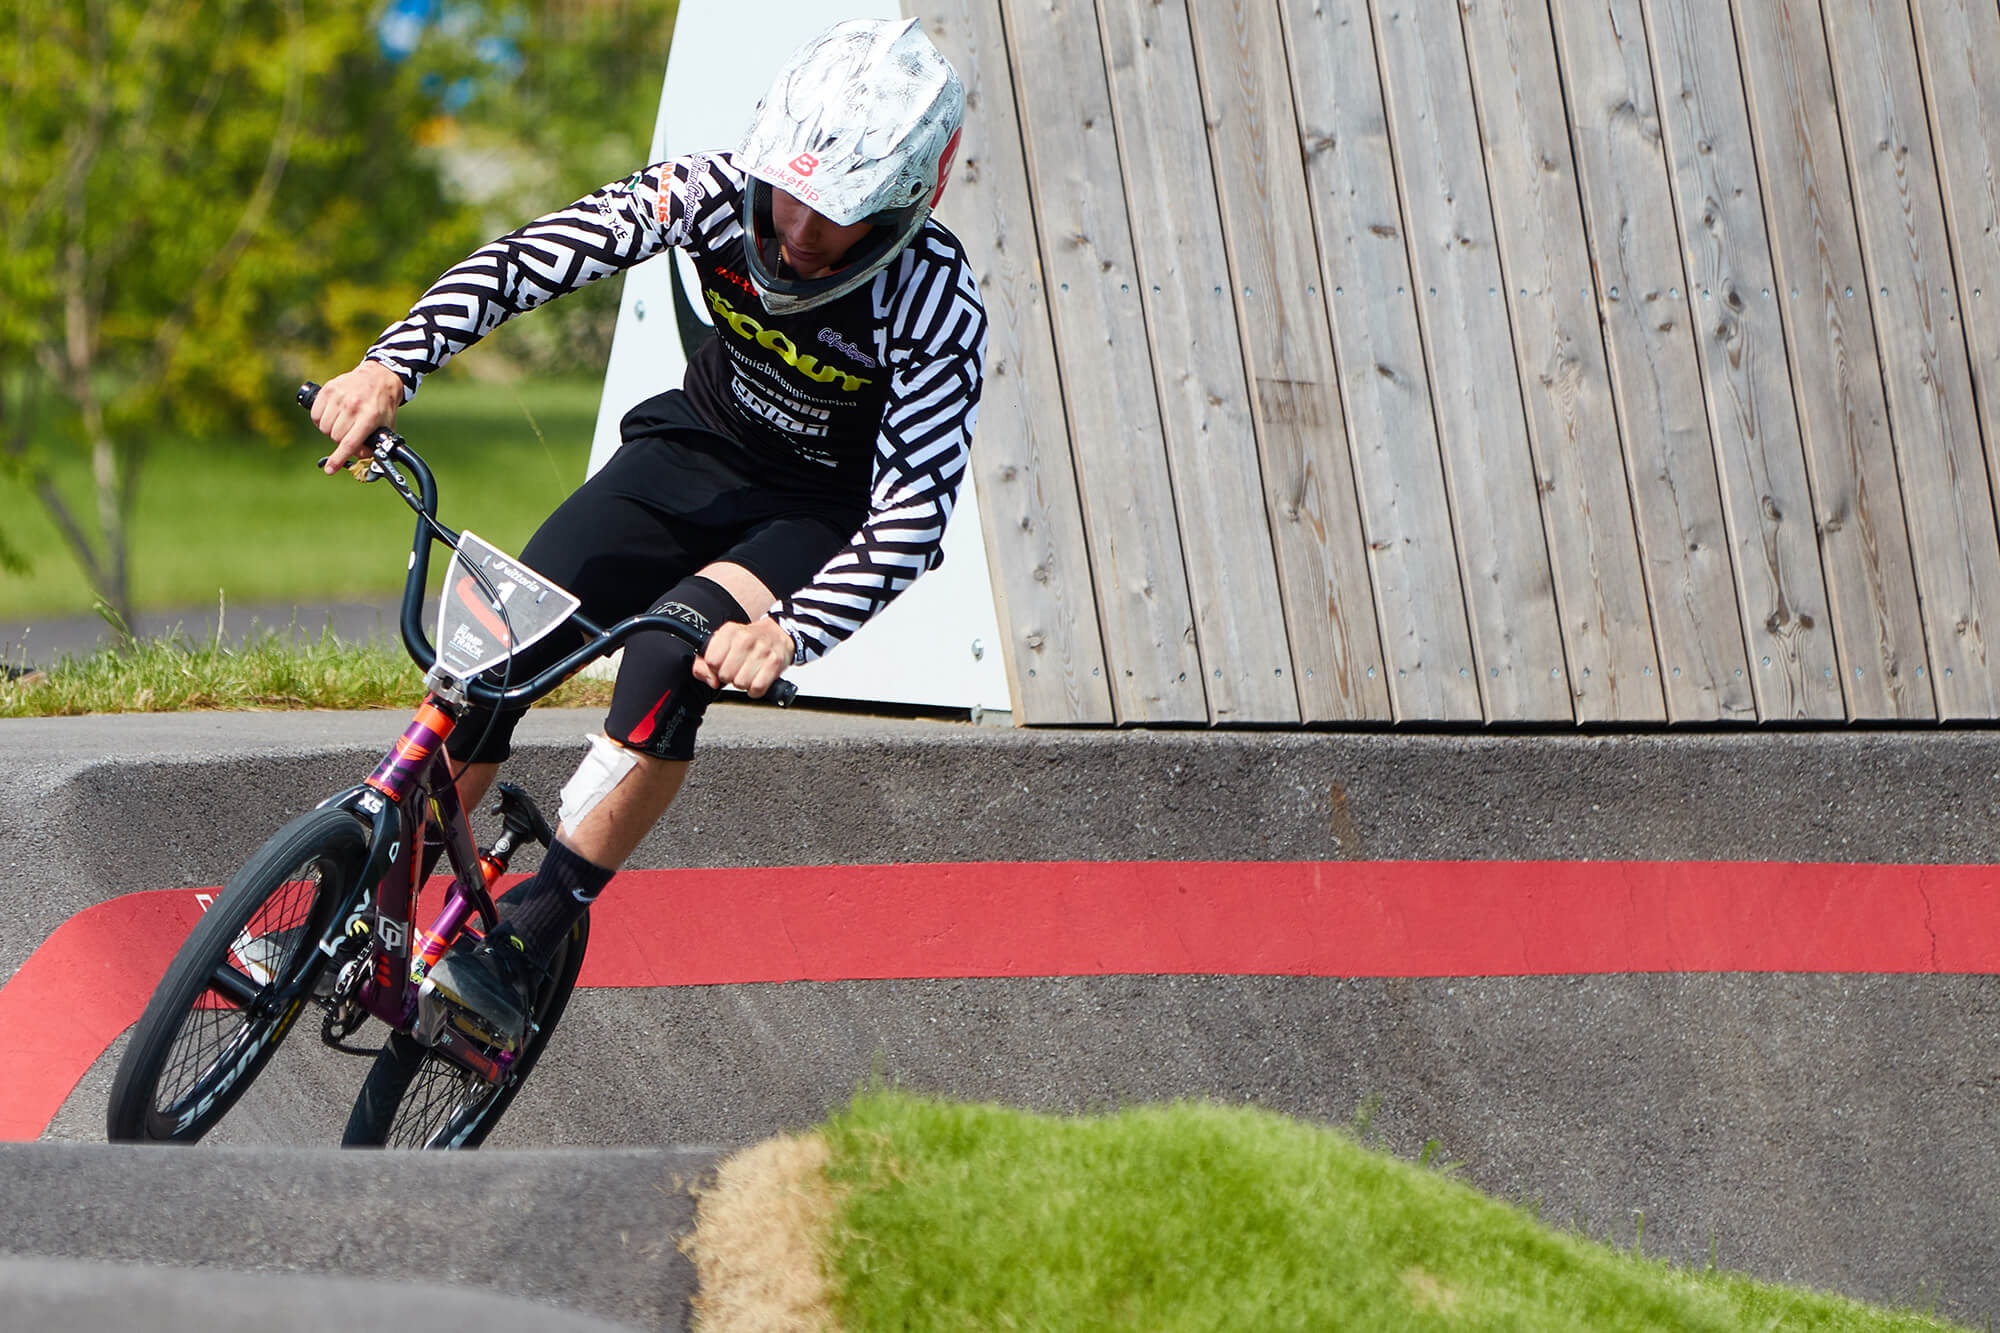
[376,0,433,61]
[377,0,522,112]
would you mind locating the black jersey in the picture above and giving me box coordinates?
[364,151,987,663]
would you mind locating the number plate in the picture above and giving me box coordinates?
[435,531,582,680]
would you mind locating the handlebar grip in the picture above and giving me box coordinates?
[301,383,342,470]
[769,678,798,707]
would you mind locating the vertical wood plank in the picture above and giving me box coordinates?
[1641,0,1844,718]
[1240,0,1480,716]
[998,0,1208,722]
[1547,0,1754,720]
[1366,0,1574,721]
[1095,0,1301,722]
[1820,0,2000,716]
[1455,0,1666,722]
[1178,0,1397,721]
[908,0,1115,724]
[1909,0,2000,528]
[1729,0,1931,719]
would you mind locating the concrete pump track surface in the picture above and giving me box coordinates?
[2,704,1997,1329]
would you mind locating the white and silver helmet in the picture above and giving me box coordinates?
[737,18,964,315]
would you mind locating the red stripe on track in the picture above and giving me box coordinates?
[5,859,1997,1141]
[1,890,207,1142]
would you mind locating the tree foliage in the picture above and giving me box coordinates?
[0,0,481,621]
[386,0,679,375]
[1,0,678,624]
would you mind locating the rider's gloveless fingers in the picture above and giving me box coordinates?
[311,385,357,470]
[321,422,369,474]
[747,621,795,697]
[313,363,402,473]
[700,620,789,698]
[339,416,379,466]
[707,625,755,695]
[734,644,777,699]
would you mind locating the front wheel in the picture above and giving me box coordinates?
[107,807,369,1143]
[341,911,588,1149]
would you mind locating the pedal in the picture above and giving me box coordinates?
[416,977,528,1053]
[473,784,556,884]
[412,981,455,1048]
[491,781,554,849]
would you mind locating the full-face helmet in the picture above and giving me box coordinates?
[737,18,964,314]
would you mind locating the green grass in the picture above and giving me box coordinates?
[0,626,615,717]
[0,374,601,619]
[820,1092,1973,1332]
[0,628,426,716]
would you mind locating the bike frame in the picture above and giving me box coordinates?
[290,382,796,1089]
[315,698,512,1085]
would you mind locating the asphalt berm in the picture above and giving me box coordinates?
[2,702,1997,1328]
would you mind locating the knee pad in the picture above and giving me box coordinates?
[603,575,748,761]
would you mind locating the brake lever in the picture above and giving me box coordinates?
[315,455,383,482]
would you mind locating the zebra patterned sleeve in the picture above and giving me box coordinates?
[773,233,989,664]
[364,156,734,397]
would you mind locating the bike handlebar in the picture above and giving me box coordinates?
[297,382,797,709]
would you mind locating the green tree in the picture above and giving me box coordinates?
[387,0,680,376]
[0,0,483,626]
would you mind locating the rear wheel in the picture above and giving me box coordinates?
[341,912,587,1148]
[107,807,368,1143]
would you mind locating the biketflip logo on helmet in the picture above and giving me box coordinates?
[771,169,820,203]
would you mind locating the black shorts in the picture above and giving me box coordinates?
[443,389,866,763]
[529,390,865,618]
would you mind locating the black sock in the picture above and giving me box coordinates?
[498,838,613,964]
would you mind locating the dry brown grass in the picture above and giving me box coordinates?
[684,1132,844,1333]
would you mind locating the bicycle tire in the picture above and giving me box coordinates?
[106,806,369,1143]
[341,911,588,1149]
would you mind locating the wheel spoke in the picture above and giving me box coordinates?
[391,1061,493,1147]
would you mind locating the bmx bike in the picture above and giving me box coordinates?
[105,383,794,1148]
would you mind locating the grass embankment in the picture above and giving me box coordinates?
[688,1091,1973,1333]
[0,630,614,718]
[0,375,600,619]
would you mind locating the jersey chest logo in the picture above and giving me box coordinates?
[703,288,874,393]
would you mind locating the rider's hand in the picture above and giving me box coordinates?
[311,359,406,473]
[694,617,795,698]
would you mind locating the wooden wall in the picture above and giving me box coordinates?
[909,0,2000,727]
